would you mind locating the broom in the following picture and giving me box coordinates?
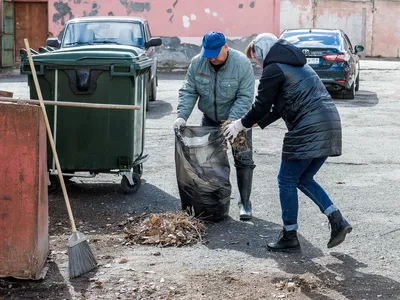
[24,39,97,278]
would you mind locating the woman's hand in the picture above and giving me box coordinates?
[223,119,246,141]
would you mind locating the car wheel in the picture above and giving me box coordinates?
[149,75,157,101]
[342,82,355,99]
[355,74,360,91]
[146,90,150,112]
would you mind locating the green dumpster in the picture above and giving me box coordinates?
[20,45,153,194]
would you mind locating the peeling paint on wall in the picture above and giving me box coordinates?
[156,35,257,69]
[120,1,151,14]
[45,0,400,65]
[49,0,279,37]
[166,0,177,23]
[53,2,74,25]
[182,15,190,28]
[81,2,100,17]
[48,0,281,64]
[89,3,100,16]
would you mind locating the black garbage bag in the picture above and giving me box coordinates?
[175,126,231,222]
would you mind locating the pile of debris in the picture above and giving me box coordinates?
[124,211,206,247]
[274,276,319,293]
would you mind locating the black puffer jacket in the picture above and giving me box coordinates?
[241,39,342,160]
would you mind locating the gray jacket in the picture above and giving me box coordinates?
[178,48,255,122]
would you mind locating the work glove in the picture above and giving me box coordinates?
[223,119,246,141]
[173,117,187,130]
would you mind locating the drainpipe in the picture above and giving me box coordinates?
[371,0,376,57]
[312,0,318,28]
[361,7,367,58]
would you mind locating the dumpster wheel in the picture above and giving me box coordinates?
[121,173,141,194]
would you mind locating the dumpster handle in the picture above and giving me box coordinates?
[0,97,141,110]
[132,154,149,167]
[110,64,136,76]
[24,63,44,76]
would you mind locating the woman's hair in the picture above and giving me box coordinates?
[245,40,256,59]
[246,33,279,63]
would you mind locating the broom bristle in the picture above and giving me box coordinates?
[68,231,97,278]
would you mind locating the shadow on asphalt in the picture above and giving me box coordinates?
[48,181,181,235]
[158,72,186,81]
[333,90,379,107]
[205,216,400,299]
[0,263,73,300]
[204,216,324,260]
[146,99,173,119]
[273,252,400,299]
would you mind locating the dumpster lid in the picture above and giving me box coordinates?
[23,45,151,66]
[55,44,142,56]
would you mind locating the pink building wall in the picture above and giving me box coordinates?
[314,0,374,55]
[373,1,400,57]
[280,0,400,58]
[48,0,280,39]
[47,0,400,60]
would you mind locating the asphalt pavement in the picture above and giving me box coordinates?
[0,59,399,299]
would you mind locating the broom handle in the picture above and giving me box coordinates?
[0,97,141,110]
[24,39,77,232]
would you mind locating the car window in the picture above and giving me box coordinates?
[144,23,152,41]
[62,22,144,47]
[343,34,353,52]
[281,32,341,48]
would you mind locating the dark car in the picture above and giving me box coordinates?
[280,28,364,99]
[46,16,162,109]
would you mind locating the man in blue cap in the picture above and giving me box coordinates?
[173,31,256,220]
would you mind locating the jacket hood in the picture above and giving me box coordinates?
[253,33,279,63]
[263,39,307,67]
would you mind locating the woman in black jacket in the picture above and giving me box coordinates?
[224,33,352,252]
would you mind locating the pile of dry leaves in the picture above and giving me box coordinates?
[221,120,248,150]
[124,211,206,247]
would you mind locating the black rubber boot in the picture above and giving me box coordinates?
[267,229,301,252]
[327,210,353,248]
[236,167,253,220]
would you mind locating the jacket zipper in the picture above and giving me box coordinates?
[213,71,218,122]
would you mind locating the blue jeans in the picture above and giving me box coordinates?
[278,157,338,231]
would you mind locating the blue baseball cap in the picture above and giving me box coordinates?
[200,31,226,58]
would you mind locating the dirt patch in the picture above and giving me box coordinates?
[0,182,344,300]
[0,254,342,300]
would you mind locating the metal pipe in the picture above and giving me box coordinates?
[52,69,58,173]
[0,97,141,110]
[49,172,97,178]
